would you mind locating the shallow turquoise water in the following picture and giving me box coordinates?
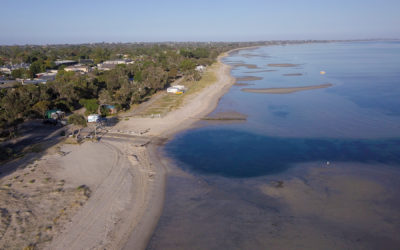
[165,41,400,177]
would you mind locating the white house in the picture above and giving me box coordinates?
[36,70,58,81]
[167,85,185,94]
[97,59,134,71]
[64,64,90,73]
[172,85,185,90]
[0,67,11,74]
[87,114,101,123]
[101,59,134,65]
[167,87,179,93]
[195,65,206,72]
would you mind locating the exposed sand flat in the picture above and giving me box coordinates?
[242,83,333,94]
[268,63,301,67]
[241,53,270,58]
[283,73,303,76]
[234,82,255,86]
[232,63,259,69]
[201,111,247,123]
[236,76,263,81]
[244,69,277,73]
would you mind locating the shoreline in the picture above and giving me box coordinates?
[119,48,239,249]
[1,46,244,249]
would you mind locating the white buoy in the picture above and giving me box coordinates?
[326,161,330,166]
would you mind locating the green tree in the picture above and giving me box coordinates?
[192,48,210,58]
[0,89,26,137]
[79,98,99,115]
[32,100,51,117]
[44,59,56,70]
[179,59,196,72]
[29,61,43,78]
[68,114,87,138]
[11,68,27,79]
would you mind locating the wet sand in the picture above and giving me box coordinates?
[241,53,270,59]
[236,76,263,81]
[234,82,255,86]
[232,63,259,69]
[242,83,333,94]
[201,111,247,124]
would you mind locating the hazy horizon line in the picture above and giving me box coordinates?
[0,38,398,47]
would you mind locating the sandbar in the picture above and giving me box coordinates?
[242,83,332,94]
[201,111,247,123]
[234,82,255,86]
[232,63,259,69]
[236,76,263,81]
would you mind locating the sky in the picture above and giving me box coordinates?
[1,0,399,45]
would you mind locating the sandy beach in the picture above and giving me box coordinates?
[0,50,235,249]
[118,53,235,249]
[36,51,235,249]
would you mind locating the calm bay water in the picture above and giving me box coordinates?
[148,42,400,250]
[165,41,400,177]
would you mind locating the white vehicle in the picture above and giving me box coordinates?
[172,85,185,90]
[167,87,179,93]
[87,114,101,123]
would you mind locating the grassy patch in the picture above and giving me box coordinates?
[139,64,218,116]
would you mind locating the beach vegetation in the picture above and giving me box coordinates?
[139,64,217,116]
[79,99,99,115]
[0,42,266,138]
[68,114,86,127]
